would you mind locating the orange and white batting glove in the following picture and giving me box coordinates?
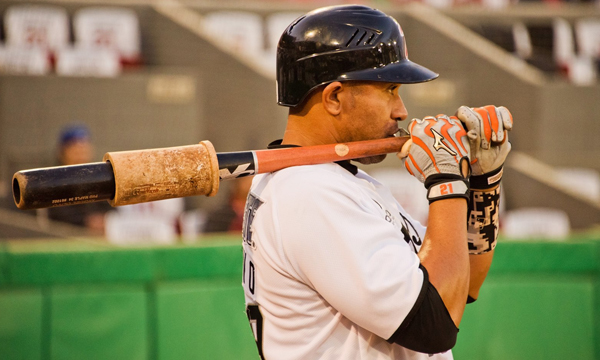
[456,105,514,255]
[398,114,471,204]
[456,105,513,189]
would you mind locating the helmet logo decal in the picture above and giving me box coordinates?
[345,27,382,48]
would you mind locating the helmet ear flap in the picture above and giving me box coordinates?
[276,5,438,107]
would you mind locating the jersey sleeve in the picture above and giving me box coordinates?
[271,167,425,340]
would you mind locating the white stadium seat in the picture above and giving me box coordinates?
[502,207,571,240]
[4,4,69,55]
[0,45,51,75]
[55,46,121,77]
[104,198,185,245]
[554,18,597,85]
[575,18,600,60]
[265,12,304,53]
[73,7,142,65]
[201,11,264,56]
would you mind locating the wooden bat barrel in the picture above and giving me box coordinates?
[104,140,219,206]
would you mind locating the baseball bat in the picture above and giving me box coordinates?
[12,136,409,210]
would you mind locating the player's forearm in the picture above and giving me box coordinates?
[466,183,501,299]
[468,250,494,300]
[419,198,470,327]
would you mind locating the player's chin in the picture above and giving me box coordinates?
[354,154,387,165]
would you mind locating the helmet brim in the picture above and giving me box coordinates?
[340,59,439,84]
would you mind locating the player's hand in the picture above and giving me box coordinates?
[398,114,471,203]
[455,105,513,184]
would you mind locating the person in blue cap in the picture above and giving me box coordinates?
[46,124,111,234]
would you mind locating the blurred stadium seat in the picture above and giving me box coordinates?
[0,45,51,75]
[104,198,185,245]
[4,4,69,56]
[575,17,600,76]
[474,18,599,85]
[72,7,142,66]
[576,18,600,59]
[55,46,121,77]
[201,11,264,56]
[555,167,600,202]
[265,11,303,52]
[502,207,571,239]
[263,11,303,71]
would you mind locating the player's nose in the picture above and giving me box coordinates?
[392,95,408,122]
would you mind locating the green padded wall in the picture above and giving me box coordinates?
[155,279,258,360]
[454,275,595,359]
[0,236,598,360]
[0,289,43,360]
[49,285,148,360]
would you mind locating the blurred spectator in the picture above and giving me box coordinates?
[203,176,253,234]
[44,124,111,235]
[104,198,186,245]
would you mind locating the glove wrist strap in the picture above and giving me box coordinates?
[425,174,470,204]
[470,166,503,189]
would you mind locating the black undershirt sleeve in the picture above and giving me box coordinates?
[386,265,458,354]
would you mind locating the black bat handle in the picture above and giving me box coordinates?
[12,162,116,210]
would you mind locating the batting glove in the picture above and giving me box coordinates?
[399,114,471,204]
[456,105,514,254]
[455,105,513,189]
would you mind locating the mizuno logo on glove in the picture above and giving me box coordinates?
[431,129,457,156]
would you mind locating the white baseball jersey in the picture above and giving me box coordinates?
[242,162,453,360]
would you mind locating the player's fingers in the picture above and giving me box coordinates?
[449,115,470,158]
[409,117,424,136]
[455,106,480,132]
[437,115,469,160]
[456,106,487,149]
[397,138,412,159]
[411,136,439,172]
[497,130,509,145]
[457,130,470,159]
[404,153,426,181]
[498,106,513,131]
[473,107,492,149]
[482,105,503,143]
[490,106,505,144]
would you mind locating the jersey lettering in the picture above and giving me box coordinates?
[399,213,423,253]
[373,199,422,252]
[243,192,264,250]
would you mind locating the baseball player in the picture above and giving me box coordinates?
[242,5,512,359]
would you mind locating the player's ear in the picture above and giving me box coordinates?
[322,82,343,116]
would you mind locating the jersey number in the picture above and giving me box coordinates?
[243,250,255,295]
[246,304,265,359]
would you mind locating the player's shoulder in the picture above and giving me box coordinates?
[264,163,361,199]
[273,163,356,186]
